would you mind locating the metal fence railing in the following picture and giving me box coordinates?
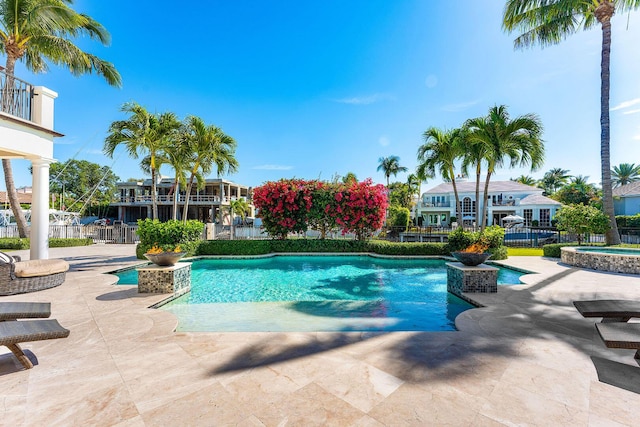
[0,224,141,244]
[0,69,33,120]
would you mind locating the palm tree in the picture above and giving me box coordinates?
[406,173,422,198]
[416,127,465,222]
[465,105,544,231]
[571,175,591,186]
[611,163,640,187]
[104,103,180,220]
[181,116,238,222]
[151,139,193,220]
[511,175,538,186]
[540,167,572,195]
[342,172,358,184]
[503,0,636,244]
[230,198,250,225]
[377,155,408,187]
[460,128,485,227]
[0,0,121,237]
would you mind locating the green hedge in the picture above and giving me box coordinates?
[542,242,604,258]
[487,245,508,260]
[0,238,93,250]
[196,239,460,257]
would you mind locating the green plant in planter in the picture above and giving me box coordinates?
[136,219,203,258]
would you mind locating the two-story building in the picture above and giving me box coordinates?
[416,180,562,227]
[613,182,640,216]
[0,68,61,259]
[112,178,255,223]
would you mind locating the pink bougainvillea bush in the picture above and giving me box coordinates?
[330,179,389,240]
[251,179,312,239]
[252,178,388,240]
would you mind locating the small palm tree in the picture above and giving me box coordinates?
[503,0,637,244]
[611,163,640,187]
[0,0,121,236]
[416,127,465,222]
[181,116,238,222]
[377,155,408,187]
[465,105,544,231]
[104,103,181,220]
[152,140,193,220]
[512,175,538,186]
[540,168,572,195]
[230,198,250,225]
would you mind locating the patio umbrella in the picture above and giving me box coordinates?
[502,215,524,222]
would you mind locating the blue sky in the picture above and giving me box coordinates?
[4,0,640,191]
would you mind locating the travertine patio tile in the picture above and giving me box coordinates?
[588,380,640,425]
[25,383,138,427]
[367,383,481,426]
[479,381,590,426]
[314,361,404,413]
[139,382,246,426]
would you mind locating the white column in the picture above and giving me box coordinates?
[30,158,53,260]
[31,86,58,130]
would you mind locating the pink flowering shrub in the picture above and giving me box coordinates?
[252,179,312,239]
[252,178,388,240]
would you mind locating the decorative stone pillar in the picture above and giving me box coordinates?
[30,158,53,260]
[137,262,191,294]
[446,262,498,297]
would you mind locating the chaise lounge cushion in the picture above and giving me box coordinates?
[13,259,69,278]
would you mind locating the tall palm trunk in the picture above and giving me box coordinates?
[182,174,196,223]
[2,56,30,237]
[172,180,179,220]
[449,166,461,227]
[474,163,481,230]
[596,1,621,245]
[480,172,492,232]
[150,167,158,220]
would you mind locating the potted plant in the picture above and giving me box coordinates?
[451,241,492,266]
[144,244,186,266]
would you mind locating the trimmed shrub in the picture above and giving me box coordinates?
[196,240,272,256]
[541,243,603,258]
[194,239,450,256]
[0,238,92,249]
[49,238,93,247]
[387,206,411,231]
[0,238,29,250]
[446,227,475,252]
[136,219,204,258]
[616,214,640,228]
[487,245,508,260]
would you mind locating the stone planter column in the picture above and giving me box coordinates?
[137,262,191,294]
[446,262,498,298]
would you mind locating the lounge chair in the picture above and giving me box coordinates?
[595,322,640,364]
[573,300,640,323]
[591,356,640,394]
[0,302,51,321]
[0,319,70,369]
[0,252,69,295]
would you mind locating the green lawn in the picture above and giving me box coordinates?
[506,247,544,256]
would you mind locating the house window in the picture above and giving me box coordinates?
[540,209,551,227]
[462,197,476,220]
[523,209,533,227]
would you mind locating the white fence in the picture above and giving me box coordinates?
[0,224,141,244]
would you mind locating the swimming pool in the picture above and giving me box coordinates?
[112,256,526,332]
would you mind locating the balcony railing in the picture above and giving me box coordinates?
[0,69,33,121]
[118,195,245,204]
[421,202,451,208]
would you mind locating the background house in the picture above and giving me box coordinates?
[416,180,562,227]
[112,178,254,224]
[613,182,640,216]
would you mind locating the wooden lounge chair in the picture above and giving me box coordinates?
[573,300,640,323]
[0,252,69,295]
[0,319,69,369]
[0,302,51,321]
[595,322,640,364]
[591,356,640,394]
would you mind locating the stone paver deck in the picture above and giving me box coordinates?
[1,245,639,426]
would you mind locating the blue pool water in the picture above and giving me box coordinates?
[112,256,526,332]
[576,247,640,255]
